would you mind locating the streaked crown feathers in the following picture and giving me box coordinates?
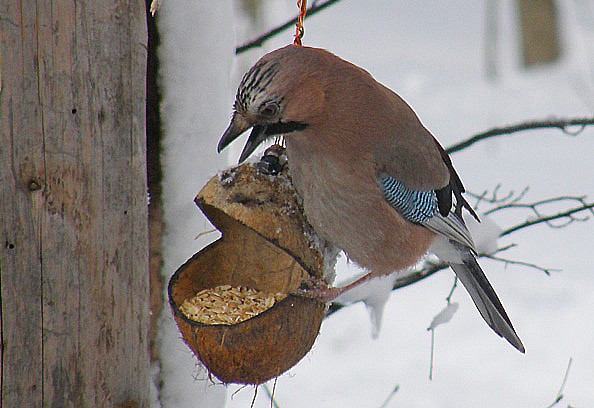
[235,60,282,114]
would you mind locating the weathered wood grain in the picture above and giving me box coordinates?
[0,1,150,406]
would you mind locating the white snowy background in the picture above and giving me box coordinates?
[155,1,594,407]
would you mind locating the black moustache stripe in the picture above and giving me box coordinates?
[265,121,308,135]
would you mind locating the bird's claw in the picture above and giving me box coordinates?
[292,276,343,303]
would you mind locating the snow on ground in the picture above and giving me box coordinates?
[157,1,594,407]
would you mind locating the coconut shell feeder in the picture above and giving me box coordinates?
[168,161,327,385]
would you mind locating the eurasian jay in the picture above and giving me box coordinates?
[218,45,524,352]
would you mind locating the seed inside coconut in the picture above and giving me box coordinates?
[179,284,288,325]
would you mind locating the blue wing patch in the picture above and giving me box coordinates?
[378,174,438,224]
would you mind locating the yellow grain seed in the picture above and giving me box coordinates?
[179,285,287,325]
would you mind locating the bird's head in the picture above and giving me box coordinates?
[218,45,327,163]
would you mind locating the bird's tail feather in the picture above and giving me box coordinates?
[449,257,525,353]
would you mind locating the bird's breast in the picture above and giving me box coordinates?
[286,140,435,275]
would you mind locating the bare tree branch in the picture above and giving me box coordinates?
[468,185,529,208]
[483,253,560,276]
[545,358,573,408]
[446,117,594,154]
[236,0,343,54]
[378,384,400,408]
[501,201,594,237]
[486,195,594,231]
[327,199,594,316]
[484,194,591,216]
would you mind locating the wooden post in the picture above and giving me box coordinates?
[0,1,151,406]
[518,0,560,66]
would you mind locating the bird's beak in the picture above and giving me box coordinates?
[217,113,252,153]
[218,113,268,164]
[237,125,268,164]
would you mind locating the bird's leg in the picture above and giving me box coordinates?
[294,272,377,303]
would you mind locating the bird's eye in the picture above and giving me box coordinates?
[259,101,279,118]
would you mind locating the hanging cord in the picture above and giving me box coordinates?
[293,0,308,46]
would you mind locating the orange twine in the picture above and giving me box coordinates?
[294,0,307,46]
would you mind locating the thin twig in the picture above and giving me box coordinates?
[428,280,461,380]
[446,117,594,155]
[469,184,522,210]
[378,384,400,408]
[546,358,573,408]
[501,201,594,237]
[235,0,343,54]
[262,379,281,408]
[484,195,591,216]
[428,328,435,380]
[481,194,594,233]
[484,253,559,276]
[468,186,529,209]
[445,277,458,304]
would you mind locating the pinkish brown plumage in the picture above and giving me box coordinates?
[218,45,524,352]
